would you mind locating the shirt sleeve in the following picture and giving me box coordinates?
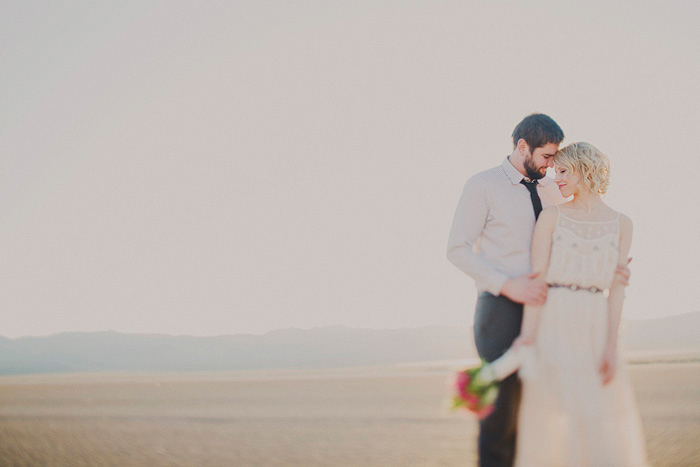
[446,176,509,295]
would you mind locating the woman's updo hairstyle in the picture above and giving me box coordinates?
[554,142,611,195]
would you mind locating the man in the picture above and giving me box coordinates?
[446,113,567,467]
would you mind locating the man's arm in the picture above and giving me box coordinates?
[446,177,510,296]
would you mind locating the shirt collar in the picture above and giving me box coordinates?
[502,156,527,185]
[501,156,556,187]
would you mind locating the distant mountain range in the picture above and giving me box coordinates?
[1,313,698,375]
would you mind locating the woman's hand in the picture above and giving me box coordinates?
[512,334,535,348]
[599,344,617,385]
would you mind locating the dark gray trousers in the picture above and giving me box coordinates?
[473,292,523,467]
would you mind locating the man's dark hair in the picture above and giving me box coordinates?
[511,113,564,150]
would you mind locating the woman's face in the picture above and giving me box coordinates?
[554,165,581,198]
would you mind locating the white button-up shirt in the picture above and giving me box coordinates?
[447,157,565,295]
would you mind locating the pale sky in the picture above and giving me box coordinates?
[1,1,699,338]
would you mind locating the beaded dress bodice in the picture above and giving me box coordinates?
[545,208,620,290]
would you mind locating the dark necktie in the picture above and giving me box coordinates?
[520,179,542,220]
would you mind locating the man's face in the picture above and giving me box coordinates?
[523,142,559,180]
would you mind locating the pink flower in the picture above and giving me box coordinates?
[464,394,480,407]
[455,371,470,389]
[455,371,471,398]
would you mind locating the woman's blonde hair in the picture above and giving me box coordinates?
[554,142,611,195]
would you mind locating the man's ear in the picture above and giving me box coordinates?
[517,138,530,156]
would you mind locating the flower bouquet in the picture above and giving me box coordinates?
[451,363,500,419]
[451,344,534,419]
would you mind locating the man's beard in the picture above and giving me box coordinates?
[524,155,547,180]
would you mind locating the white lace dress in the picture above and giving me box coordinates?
[515,208,649,467]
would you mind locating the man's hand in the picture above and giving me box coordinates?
[614,257,632,287]
[500,272,547,306]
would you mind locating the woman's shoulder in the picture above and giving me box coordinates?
[617,211,633,235]
[540,204,560,218]
[535,205,559,228]
[539,201,568,222]
[604,204,633,236]
[603,203,632,226]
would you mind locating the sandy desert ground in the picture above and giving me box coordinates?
[0,362,698,466]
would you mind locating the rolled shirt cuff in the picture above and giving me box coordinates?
[483,273,510,297]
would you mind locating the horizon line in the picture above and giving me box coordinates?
[2,311,698,340]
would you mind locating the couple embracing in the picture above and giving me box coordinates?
[447,114,649,467]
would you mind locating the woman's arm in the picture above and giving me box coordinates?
[516,206,557,344]
[600,214,633,384]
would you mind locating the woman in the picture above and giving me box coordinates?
[513,142,649,466]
